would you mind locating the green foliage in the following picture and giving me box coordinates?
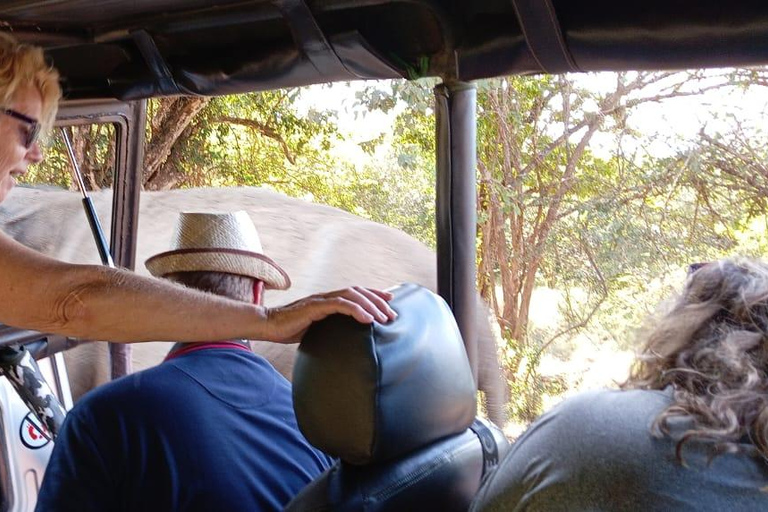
[348,155,435,247]
[23,124,116,190]
[161,91,342,189]
[501,333,567,422]
[353,79,438,245]
[23,139,71,189]
[388,54,430,80]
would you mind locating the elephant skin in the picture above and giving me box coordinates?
[0,186,508,426]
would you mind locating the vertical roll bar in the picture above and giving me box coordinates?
[106,100,146,380]
[56,99,147,380]
[434,81,478,384]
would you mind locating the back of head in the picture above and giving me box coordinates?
[165,270,254,303]
[0,33,60,132]
[625,258,768,460]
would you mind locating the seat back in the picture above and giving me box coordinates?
[286,283,509,512]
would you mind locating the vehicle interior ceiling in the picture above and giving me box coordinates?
[0,0,767,355]
[1,1,767,101]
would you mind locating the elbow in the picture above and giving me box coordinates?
[46,266,117,336]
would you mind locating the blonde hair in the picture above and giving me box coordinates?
[624,258,768,464]
[0,32,61,134]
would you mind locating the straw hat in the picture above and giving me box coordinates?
[145,211,291,290]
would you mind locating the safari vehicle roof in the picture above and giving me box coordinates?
[1,1,768,100]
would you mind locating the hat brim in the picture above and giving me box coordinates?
[145,248,291,290]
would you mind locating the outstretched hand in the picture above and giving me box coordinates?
[261,286,397,343]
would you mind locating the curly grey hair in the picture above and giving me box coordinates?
[624,258,768,464]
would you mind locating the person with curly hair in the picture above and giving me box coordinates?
[471,258,768,511]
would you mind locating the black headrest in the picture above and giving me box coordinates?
[292,283,477,465]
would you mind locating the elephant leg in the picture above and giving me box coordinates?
[63,342,111,403]
[476,316,508,428]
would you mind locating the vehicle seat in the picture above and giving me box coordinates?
[285,283,510,512]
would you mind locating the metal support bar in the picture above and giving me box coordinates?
[110,100,146,272]
[61,128,116,268]
[55,99,147,380]
[434,81,478,383]
[107,100,146,380]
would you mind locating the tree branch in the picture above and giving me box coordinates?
[213,116,297,165]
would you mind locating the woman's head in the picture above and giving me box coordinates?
[0,33,60,132]
[626,258,768,461]
[0,33,60,203]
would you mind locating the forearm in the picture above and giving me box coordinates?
[37,264,266,343]
[0,232,395,344]
[0,233,265,342]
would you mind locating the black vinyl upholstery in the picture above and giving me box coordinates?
[6,2,768,99]
[286,283,509,512]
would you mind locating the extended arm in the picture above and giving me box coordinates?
[0,232,395,343]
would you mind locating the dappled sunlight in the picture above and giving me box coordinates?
[527,287,564,330]
[539,343,634,400]
[502,346,634,441]
[503,421,529,441]
[495,283,644,438]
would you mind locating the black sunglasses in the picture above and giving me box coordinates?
[2,108,40,149]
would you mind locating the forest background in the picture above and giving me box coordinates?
[24,69,768,431]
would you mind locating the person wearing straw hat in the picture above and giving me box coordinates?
[144,210,292,291]
[37,212,337,512]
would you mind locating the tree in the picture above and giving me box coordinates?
[26,90,344,194]
[359,71,744,420]
[143,96,210,190]
[26,85,438,247]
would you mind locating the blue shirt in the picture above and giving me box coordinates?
[36,347,333,511]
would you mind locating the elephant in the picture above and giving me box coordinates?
[0,186,508,426]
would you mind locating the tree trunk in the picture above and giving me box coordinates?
[143,96,210,190]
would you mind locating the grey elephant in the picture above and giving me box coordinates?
[0,186,508,426]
